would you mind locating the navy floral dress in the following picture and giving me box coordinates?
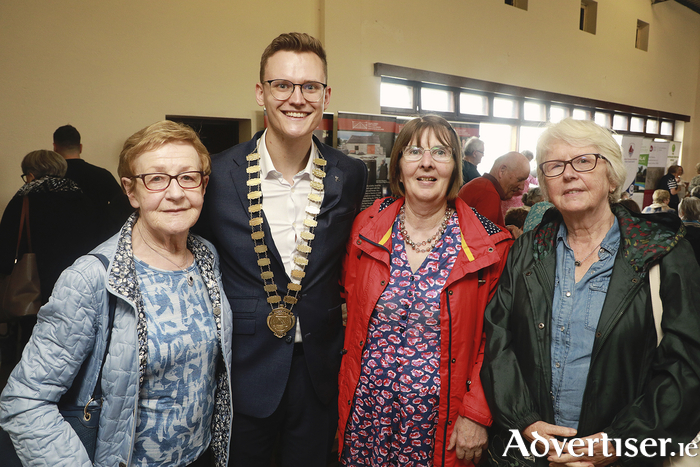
[342,211,461,466]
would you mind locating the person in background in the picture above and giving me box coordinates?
[504,206,529,231]
[339,115,512,466]
[499,150,538,219]
[689,162,700,194]
[655,164,684,211]
[53,124,133,239]
[196,32,367,467]
[616,198,641,214]
[1,121,233,466]
[642,189,676,215]
[481,118,700,466]
[458,151,530,236]
[679,196,700,265]
[461,136,484,185]
[0,150,102,373]
[522,186,544,208]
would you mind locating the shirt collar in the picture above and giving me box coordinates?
[482,173,507,200]
[556,217,621,257]
[258,129,317,181]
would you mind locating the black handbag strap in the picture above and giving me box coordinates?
[14,196,32,260]
[89,253,116,403]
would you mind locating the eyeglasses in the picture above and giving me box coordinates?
[21,174,29,183]
[402,146,453,162]
[539,153,607,178]
[131,171,204,192]
[264,79,327,102]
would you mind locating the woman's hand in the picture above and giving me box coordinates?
[522,421,577,458]
[447,416,488,465]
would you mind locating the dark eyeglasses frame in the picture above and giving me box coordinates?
[539,153,607,178]
[130,171,205,192]
[263,79,328,102]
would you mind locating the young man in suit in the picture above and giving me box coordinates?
[198,32,367,467]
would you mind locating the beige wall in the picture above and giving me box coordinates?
[2,0,700,210]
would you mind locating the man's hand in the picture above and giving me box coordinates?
[548,432,618,467]
[522,421,577,458]
[447,416,488,465]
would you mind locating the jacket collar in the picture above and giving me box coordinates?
[532,203,685,273]
[357,197,511,279]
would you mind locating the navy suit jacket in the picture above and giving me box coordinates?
[199,131,367,418]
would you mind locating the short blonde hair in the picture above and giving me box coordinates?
[389,115,462,200]
[536,118,626,204]
[652,189,670,204]
[21,150,67,179]
[118,120,210,192]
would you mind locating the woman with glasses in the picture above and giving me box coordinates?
[339,115,513,466]
[1,120,232,467]
[481,118,700,466]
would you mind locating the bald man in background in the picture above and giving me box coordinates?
[458,151,530,233]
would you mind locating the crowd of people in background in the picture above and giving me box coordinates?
[1,31,700,467]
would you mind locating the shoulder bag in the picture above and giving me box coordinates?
[0,196,41,322]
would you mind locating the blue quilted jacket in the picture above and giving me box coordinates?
[0,215,233,466]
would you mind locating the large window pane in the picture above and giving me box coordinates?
[518,125,547,169]
[493,97,518,119]
[380,82,413,109]
[479,123,515,172]
[460,92,488,116]
[421,87,454,112]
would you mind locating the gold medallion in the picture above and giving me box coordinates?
[267,307,296,338]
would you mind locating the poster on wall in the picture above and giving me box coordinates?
[337,112,398,209]
[450,121,481,153]
[643,141,670,207]
[620,136,645,208]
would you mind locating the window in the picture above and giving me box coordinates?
[660,121,674,136]
[479,123,516,171]
[630,116,645,133]
[613,114,629,131]
[421,87,453,112]
[580,0,598,35]
[549,106,569,123]
[636,20,649,52]
[572,108,591,120]
[493,97,518,119]
[460,92,488,116]
[594,111,612,129]
[523,101,546,122]
[380,81,413,109]
[505,0,528,11]
[646,119,658,134]
[376,63,689,142]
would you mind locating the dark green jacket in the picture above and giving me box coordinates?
[482,204,700,466]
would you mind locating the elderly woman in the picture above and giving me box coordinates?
[481,118,700,466]
[339,115,513,466]
[0,121,232,467]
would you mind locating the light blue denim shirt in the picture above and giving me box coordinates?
[550,219,620,429]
